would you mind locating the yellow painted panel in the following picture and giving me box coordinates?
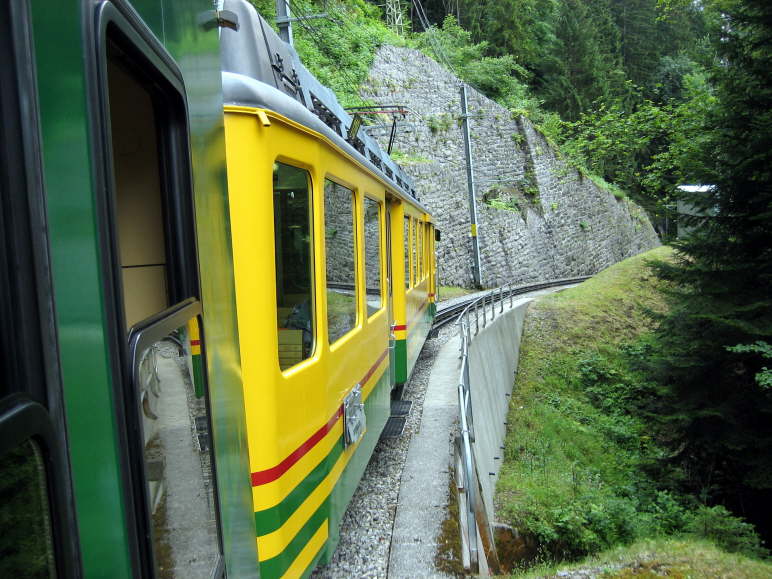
[224,107,398,527]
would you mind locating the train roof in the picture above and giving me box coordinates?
[220,0,427,213]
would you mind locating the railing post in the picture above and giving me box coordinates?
[482,296,487,327]
[509,284,513,307]
[500,287,504,313]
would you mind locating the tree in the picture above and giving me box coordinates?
[650,0,772,529]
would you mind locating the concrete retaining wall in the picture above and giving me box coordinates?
[468,297,533,520]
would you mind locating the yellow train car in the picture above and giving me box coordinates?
[220,2,436,576]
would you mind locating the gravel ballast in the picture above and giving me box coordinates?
[311,325,454,579]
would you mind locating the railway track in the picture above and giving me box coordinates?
[433,276,592,331]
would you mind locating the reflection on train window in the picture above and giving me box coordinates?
[417,222,423,280]
[274,163,314,369]
[364,198,382,316]
[411,219,417,286]
[325,179,357,343]
[404,216,410,289]
[0,439,56,578]
[135,318,219,577]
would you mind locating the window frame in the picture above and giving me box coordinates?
[84,2,223,576]
[272,159,317,371]
[363,195,384,318]
[411,217,418,287]
[403,214,411,289]
[323,176,359,344]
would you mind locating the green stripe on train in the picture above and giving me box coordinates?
[254,437,344,535]
[254,371,390,575]
[258,498,330,578]
[192,353,205,398]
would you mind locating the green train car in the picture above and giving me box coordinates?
[0,1,257,577]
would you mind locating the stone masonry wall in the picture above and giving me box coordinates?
[361,46,660,288]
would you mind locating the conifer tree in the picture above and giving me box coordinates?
[652,0,772,515]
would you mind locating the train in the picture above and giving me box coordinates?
[0,1,436,578]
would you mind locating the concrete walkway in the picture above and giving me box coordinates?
[387,330,461,578]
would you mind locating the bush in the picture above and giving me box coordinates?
[685,505,769,559]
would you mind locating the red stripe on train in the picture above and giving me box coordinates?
[251,407,343,486]
[250,348,389,486]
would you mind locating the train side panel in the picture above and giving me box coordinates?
[225,107,393,577]
[31,1,257,576]
[30,2,135,574]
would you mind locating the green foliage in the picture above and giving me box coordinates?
[558,71,716,236]
[416,16,543,115]
[290,0,403,107]
[726,342,772,389]
[498,249,681,561]
[248,0,275,20]
[497,248,771,567]
[684,505,769,559]
[513,537,772,578]
[424,112,454,134]
[390,150,432,165]
[644,0,772,524]
[481,174,540,215]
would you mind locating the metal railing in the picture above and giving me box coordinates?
[453,277,589,572]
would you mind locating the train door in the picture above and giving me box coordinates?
[86,4,223,576]
[0,1,80,575]
[385,195,396,386]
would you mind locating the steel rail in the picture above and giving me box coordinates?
[433,276,590,331]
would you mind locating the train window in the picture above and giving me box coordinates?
[0,438,56,577]
[274,162,314,368]
[364,197,382,316]
[404,216,410,289]
[422,223,427,278]
[108,51,171,327]
[412,219,417,286]
[417,222,423,280]
[325,179,357,343]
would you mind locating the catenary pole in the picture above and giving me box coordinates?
[460,84,482,287]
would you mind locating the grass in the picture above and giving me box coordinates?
[390,150,433,165]
[495,245,771,570]
[495,247,678,564]
[511,537,772,578]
